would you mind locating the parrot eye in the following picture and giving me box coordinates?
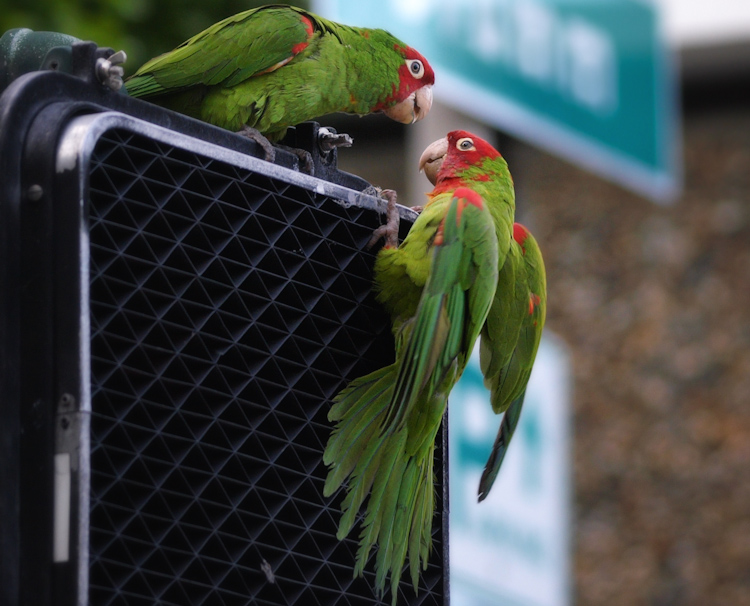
[406,59,425,79]
[457,138,475,151]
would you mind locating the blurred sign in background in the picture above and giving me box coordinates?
[449,337,571,606]
[316,0,680,202]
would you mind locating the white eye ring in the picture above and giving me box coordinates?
[406,59,425,79]
[457,137,475,151]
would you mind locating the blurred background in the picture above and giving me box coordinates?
[3,0,749,604]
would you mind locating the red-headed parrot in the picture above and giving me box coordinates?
[420,132,547,501]
[125,5,434,144]
[323,130,545,604]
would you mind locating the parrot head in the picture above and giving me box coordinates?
[419,130,503,186]
[376,41,434,124]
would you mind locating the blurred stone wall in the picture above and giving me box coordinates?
[514,107,750,606]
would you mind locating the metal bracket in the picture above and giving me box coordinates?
[0,28,127,93]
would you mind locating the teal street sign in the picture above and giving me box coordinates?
[449,335,571,606]
[315,0,680,202]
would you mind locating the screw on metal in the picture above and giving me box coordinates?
[58,392,76,411]
[318,127,353,153]
[27,184,43,201]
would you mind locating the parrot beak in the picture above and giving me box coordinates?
[418,136,448,185]
[412,86,433,122]
[383,85,433,124]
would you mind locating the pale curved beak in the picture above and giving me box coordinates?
[383,85,433,124]
[418,136,448,185]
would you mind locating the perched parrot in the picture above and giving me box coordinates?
[125,4,434,146]
[420,133,547,502]
[323,130,544,604]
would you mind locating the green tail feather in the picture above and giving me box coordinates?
[478,390,526,501]
[409,453,433,588]
[323,367,393,493]
[323,365,435,605]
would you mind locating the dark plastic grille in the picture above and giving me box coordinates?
[85,129,445,606]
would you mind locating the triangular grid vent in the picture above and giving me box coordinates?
[86,128,444,605]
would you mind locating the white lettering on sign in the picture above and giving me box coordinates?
[515,1,557,83]
[562,18,618,114]
[427,0,619,116]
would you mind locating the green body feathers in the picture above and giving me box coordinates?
[126,5,434,141]
[477,222,547,500]
[324,187,499,603]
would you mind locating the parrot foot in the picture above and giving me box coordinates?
[236,125,276,163]
[367,189,400,250]
[276,145,315,175]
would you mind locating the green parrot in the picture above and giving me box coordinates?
[420,132,548,502]
[323,130,531,604]
[125,4,434,146]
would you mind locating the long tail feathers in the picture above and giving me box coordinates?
[323,365,434,605]
[478,390,526,501]
[409,453,433,589]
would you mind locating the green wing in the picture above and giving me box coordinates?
[126,5,337,97]
[322,187,499,604]
[478,223,547,501]
[383,187,499,440]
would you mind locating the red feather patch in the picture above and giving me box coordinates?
[291,15,315,55]
[528,293,542,315]
[451,187,483,225]
[454,187,484,209]
[513,223,530,253]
